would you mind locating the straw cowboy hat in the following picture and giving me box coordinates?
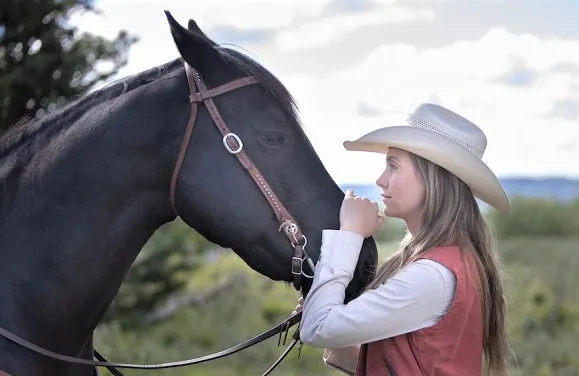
[343,102,510,214]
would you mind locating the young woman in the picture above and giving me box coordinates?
[296,103,510,375]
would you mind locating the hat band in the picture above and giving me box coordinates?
[406,113,484,158]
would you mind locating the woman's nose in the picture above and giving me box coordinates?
[376,168,389,187]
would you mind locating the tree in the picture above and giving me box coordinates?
[0,0,137,133]
[101,219,219,329]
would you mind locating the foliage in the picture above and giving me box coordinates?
[93,196,579,376]
[372,216,407,244]
[95,250,328,376]
[101,219,215,329]
[487,196,579,238]
[5,0,577,374]
[500,237,579,376]
[0,0,137,132]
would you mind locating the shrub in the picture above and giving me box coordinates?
[487,196,579,238]
[373,217,407,243]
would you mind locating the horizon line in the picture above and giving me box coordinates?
[337,175,579,187]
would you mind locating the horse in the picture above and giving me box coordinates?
[0,12,378,376]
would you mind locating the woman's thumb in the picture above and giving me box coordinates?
[378,213,386,226]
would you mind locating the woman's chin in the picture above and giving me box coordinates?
[383,206,401,220]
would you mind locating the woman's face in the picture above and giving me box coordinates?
[375,148,425,222]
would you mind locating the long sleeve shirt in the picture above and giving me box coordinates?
[300,229,456,351]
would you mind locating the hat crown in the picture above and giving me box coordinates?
[407,103,486,158]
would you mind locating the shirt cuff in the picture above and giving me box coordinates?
[319,229,364,276]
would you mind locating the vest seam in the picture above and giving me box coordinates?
[408,333,427,376]
[365,356,388,375]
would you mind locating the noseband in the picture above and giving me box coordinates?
[0,62,313,375]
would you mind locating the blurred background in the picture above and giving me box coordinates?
[1,0,578,375]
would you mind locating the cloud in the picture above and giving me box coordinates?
[68,0,339,77]
[206,27,270,45]
[281,27,579,183]
[547,99,579,121]
[74,0,333,35]
[70,2,579,184]
[329,0,375,12]
[496,65,538,87]
[357,102,383,117]
[551,63,579,75]
[274,2,435,52]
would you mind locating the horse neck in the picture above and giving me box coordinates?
[0,67,189,371]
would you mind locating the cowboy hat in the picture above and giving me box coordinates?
[343,102,510,214]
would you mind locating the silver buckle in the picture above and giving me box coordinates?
[291,257,303,275]
[222,133,243,154]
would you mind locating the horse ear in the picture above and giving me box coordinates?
[164,10,221,70]
[187,19,217,46]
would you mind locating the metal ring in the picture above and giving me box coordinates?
[222,133,243,154]
[302,270,314,279]
[291,234,307,248]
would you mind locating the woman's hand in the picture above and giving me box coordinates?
[292,296,304,316]
[340,189,385,238]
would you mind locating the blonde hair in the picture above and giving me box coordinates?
[365,151,508,376]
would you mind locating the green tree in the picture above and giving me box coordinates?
[102,220,217,329]
[0,0,137,132]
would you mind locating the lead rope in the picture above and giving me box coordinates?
[261,327,303,376]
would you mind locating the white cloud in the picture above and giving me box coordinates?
[71,2,579,184]
[73,0,332,36]
[274,3,435,52]
[70,0,335,78]
[283,27,579,183]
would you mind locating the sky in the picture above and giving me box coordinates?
[72,0,579,185]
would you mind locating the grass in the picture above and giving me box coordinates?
[96,226,579,375]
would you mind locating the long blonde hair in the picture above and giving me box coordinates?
[365,152,508,376]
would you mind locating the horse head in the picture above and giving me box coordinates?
[0,11,377,375]
[163,12,378,298]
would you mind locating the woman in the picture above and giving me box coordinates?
[296,103,510,375]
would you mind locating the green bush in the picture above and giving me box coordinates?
[376,196,579,241]
[94,197,579,376]
[373,217,407,243]
[487,196,579,238]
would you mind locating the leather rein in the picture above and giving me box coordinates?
[0,62,315,375]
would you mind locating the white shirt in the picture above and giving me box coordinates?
[300,229,456,349]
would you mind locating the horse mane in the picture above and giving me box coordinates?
[0,58,183,157]
[0,44,303,157]
[216,45,303,129]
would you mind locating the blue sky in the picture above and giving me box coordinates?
[73,0,579,184]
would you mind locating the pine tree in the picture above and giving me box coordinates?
[0,0,137,132]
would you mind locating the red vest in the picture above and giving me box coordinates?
[354,246,483,376]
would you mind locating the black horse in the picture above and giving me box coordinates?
[0,12,378,375]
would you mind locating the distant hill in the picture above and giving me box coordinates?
[340,177,579,211]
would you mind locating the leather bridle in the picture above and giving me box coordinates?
[0,62,315,375]
[170,62,315,292]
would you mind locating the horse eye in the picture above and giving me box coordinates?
[261,132,285,145]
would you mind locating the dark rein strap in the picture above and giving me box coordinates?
[94,351,124,376]
[0,312,302,374]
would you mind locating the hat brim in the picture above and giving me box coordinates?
[343,125,510,214]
